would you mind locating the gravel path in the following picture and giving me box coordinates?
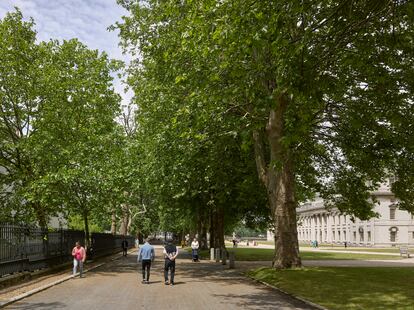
[3,247,317,310]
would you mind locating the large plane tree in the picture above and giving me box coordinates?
[116,0,414,268]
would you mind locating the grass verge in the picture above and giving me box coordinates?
[319,247,401,253]
[195,248,401,261]
[247,267,414,310]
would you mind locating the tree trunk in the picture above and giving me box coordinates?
[253,94,301,269]
[209,209,215,248]
[268,158,301,268]
[111,209,117,235]
[83,209,90,249]
[119,204,129,235]
[127,214,133,235]
[200,221,208,250]
[217,206,225,249]
[33,202,48,230]
[209,206,225,249]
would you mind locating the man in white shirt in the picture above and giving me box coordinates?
[191,238,199,262]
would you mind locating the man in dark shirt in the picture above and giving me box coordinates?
[121,239,129,256]
[163,239,178,286]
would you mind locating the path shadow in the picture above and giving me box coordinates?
[212,291,317,310]
[170,281,185,285]
[144,280,162,284]
[7,301,66,309]
[171,261,261,286]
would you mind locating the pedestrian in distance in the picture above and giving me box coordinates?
[122,238,129,257]
[191,238,199,262]
[137,238,155,284]
[164,239,178,286]
[72,241,86,278]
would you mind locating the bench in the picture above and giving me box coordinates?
[399,247,411,258]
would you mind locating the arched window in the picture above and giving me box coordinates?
[389,227,398,242]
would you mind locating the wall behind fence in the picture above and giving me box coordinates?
[0,224,134,278]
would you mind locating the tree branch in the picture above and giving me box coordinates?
[253,129,268,188]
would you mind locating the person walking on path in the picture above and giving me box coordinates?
[72,241,86,277]
[137,238,155,284]
[164,239,178,285]
[191,238,199,262]
[121,238,129,257]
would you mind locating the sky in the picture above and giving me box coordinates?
[0,0,132,105]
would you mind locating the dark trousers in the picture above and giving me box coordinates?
[123,248,128,256]
[142,259,151,281]
[192,249,198,261]
[164,259,175,283]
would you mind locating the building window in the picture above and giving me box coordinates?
[338,231,341,241]
[389,227,398,242]
[367,231,371,242]
[412,232,414,239]
[390,207,396,220]
[333,231,335,241]
[359,232,364,242]
[353,232,356,242]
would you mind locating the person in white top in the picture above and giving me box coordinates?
[191,238,199,262]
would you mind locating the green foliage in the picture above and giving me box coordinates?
[0,9,126,234]
[68,214,107,233]
[116,0,414,225]
[232,224,266,238]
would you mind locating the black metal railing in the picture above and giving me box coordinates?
[0,224,134,277]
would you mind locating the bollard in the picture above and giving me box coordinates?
[210,248,215,261]
[215,248,220,263]
[229,252,235,269]
[221,249,227,265]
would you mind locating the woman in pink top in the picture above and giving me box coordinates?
[72,241,86,277]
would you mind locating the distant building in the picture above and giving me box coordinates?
[268,180,414,247]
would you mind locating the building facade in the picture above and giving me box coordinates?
[296,182,414,247]
[267,181,414,247]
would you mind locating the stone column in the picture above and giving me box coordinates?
[327,213,332,243]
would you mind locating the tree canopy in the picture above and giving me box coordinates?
[116,0,414,268]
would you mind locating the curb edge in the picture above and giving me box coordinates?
[245,274,329,310]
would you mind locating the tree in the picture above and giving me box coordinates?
[0,9,52,227]
[27,38,121,245]
[116,0,414,269]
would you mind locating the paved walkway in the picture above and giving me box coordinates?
[3,247,317,310]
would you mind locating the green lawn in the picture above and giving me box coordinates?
[319,247,402,253]
[248,267,414,310]
[262,243,401,253]
[196,248,401,260]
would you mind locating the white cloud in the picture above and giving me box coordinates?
[0,0,131,105]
